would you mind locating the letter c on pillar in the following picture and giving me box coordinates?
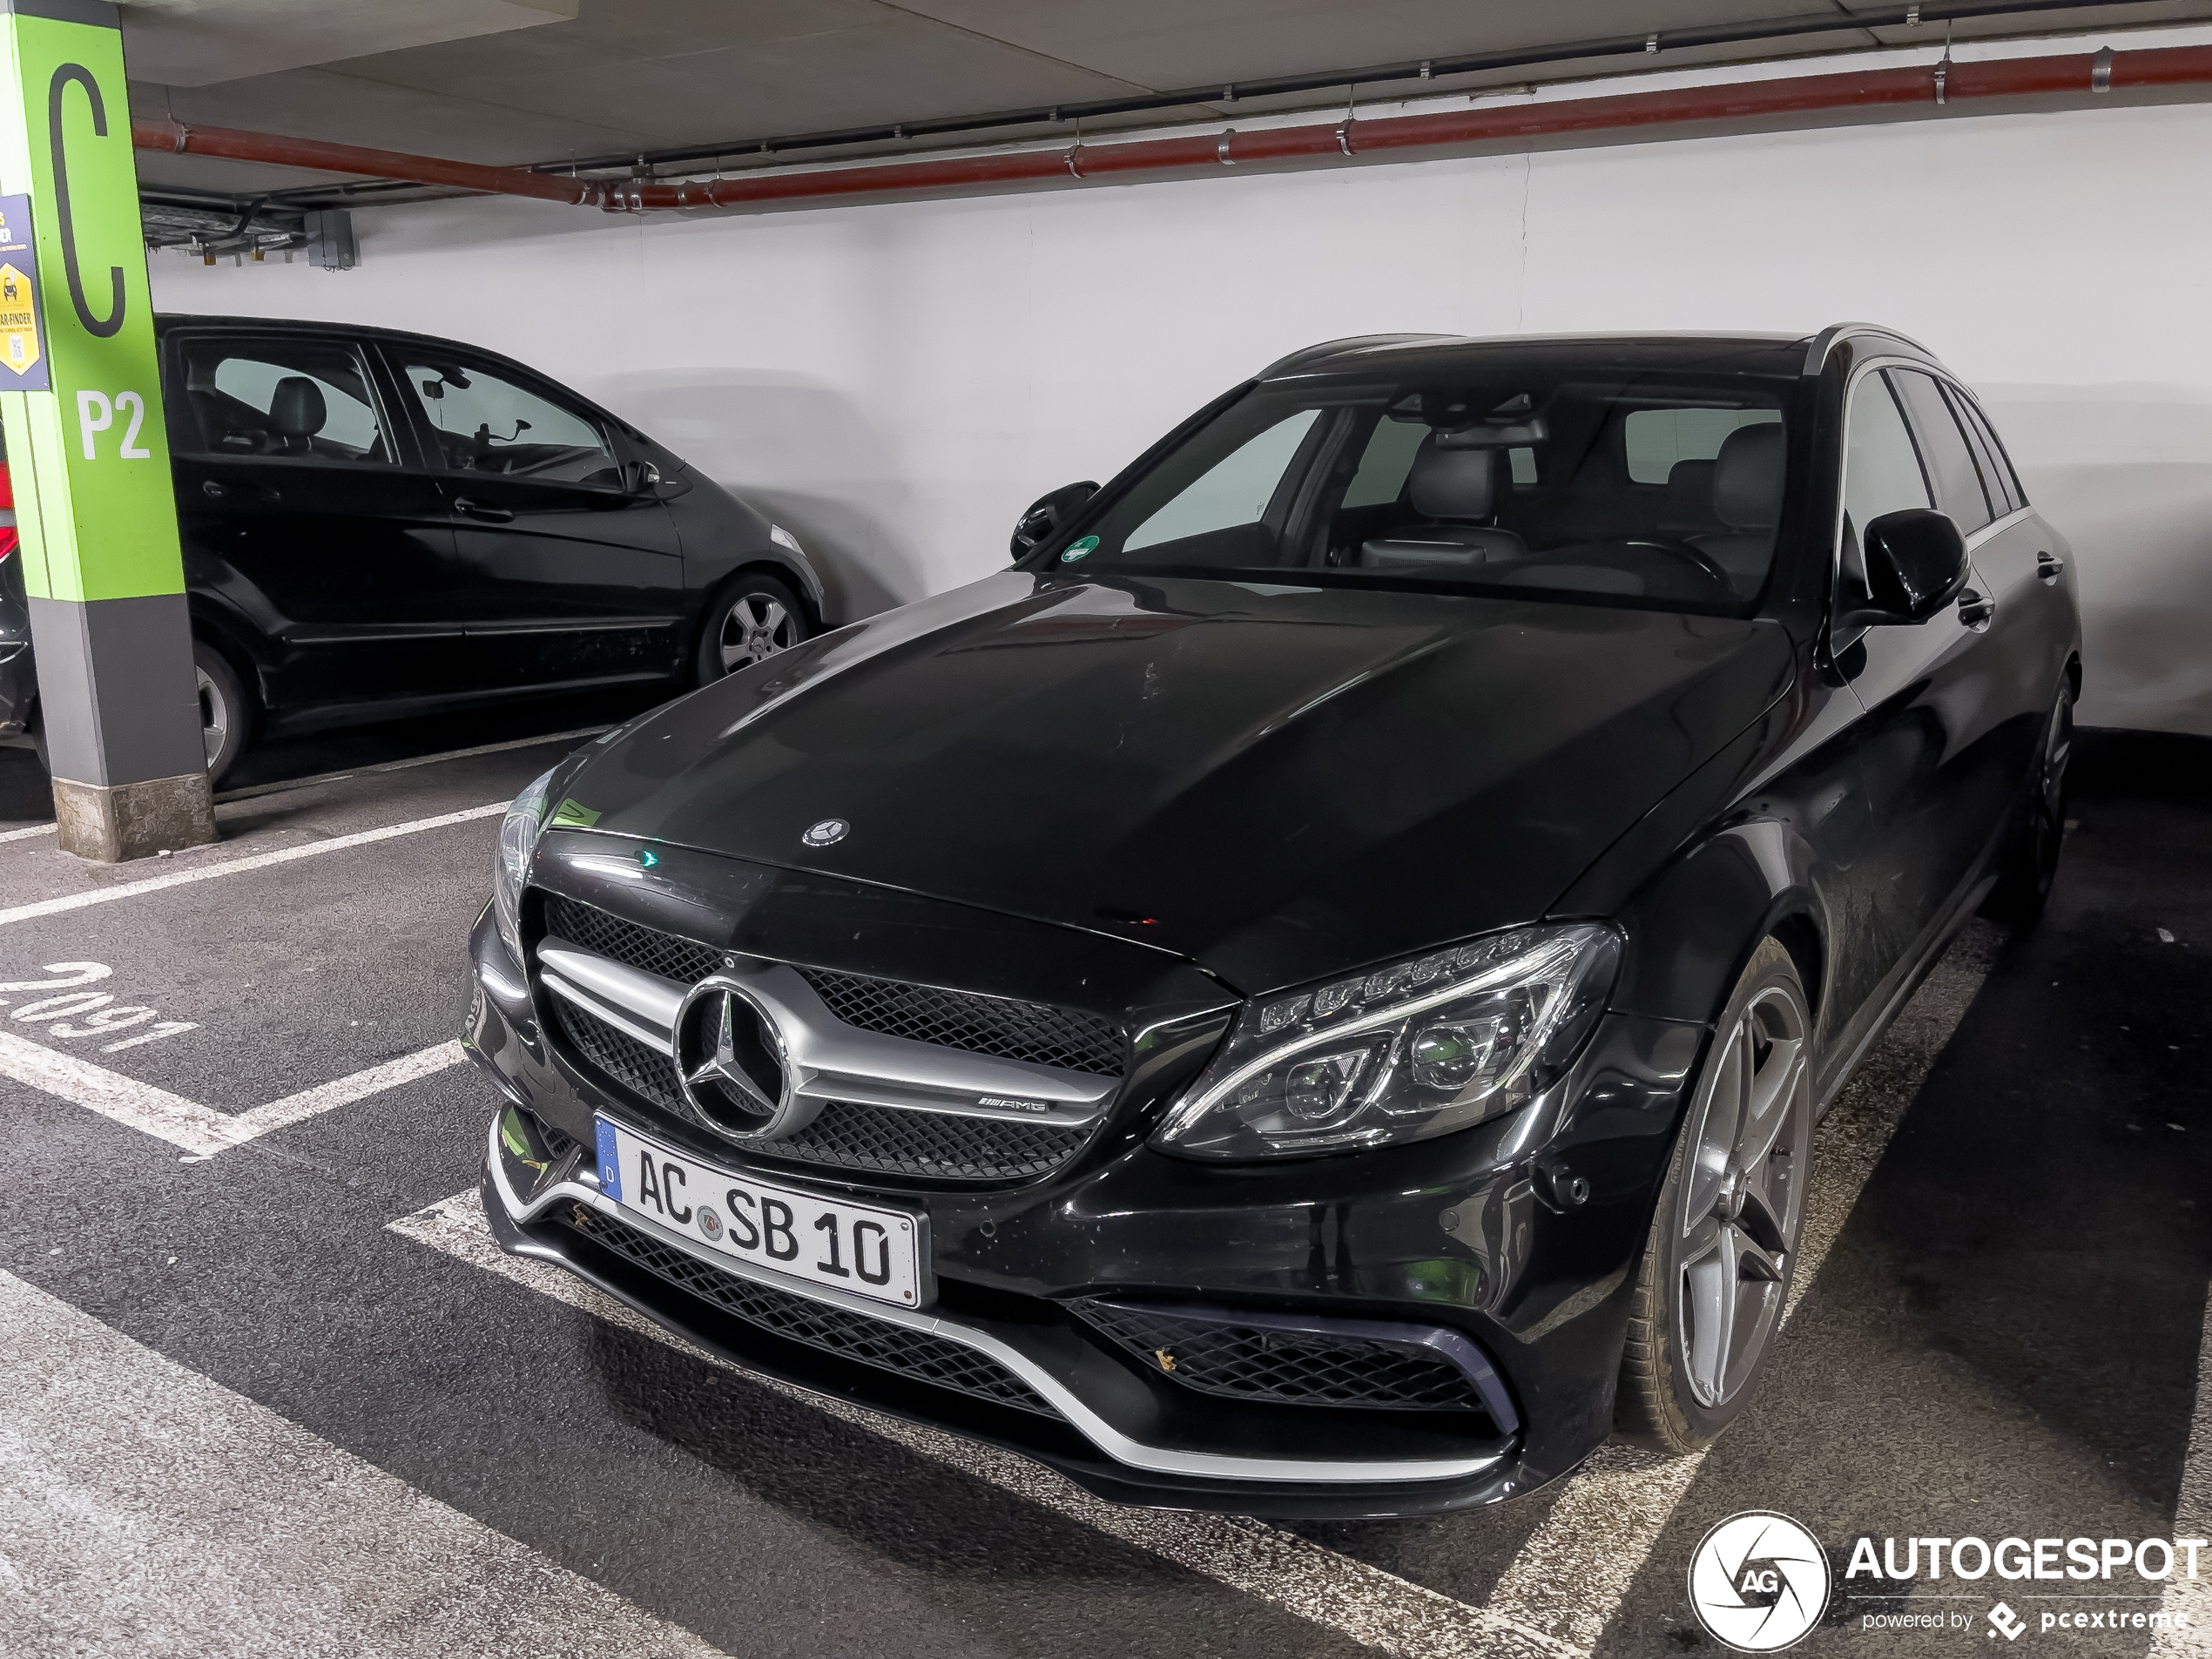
[48,63,124,340]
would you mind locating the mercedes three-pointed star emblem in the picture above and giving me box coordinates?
[673,975,805,1139]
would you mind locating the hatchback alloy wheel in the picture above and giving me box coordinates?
[196,664,230,768]
[718,593,798,671]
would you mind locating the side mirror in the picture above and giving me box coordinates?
[1845,508,1968,625]
[1011,480,1099,559]
[631,460,662,492]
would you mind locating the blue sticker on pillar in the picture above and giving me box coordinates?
[0,196,49,393]
[595,1119,623,1201]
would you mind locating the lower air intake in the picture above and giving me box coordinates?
[554,1204,1058,1418]
[1076,1301,1501,1418]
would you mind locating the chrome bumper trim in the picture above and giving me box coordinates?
[484,1115,1506,1487]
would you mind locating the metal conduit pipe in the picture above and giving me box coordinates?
[130,118,604,206]
[133,40,2212,216]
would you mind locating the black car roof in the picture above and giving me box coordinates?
[1258,326,1939,382]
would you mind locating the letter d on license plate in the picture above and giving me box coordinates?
[597,1119,927,1307]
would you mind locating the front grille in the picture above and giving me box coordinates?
[796,968,1123,1076]
[550,998,1096,1184]
[1076,1302,1494,1415]
[552,996,685,1114]
[555,1203,1057,1417]
[766,1098,1091,1182]
[538,898,1123,1081]
[543,894,722,986]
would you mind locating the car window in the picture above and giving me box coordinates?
[1948,388,2027,514]
[1888,368,1993,534]
[176,336,389,463]
[1124,409,1318,551]
[401,354,623,488]
[1622,407,1782,484]
[1339,412,1428,509]
[1052,350,1800,616]
[1838,371,1932,603]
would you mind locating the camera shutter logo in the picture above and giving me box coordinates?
[1687,1511,1831,1652]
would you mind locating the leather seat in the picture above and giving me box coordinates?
[267,375,327,455]
[1656,458,1719,538]
[1360,442,1527,569]
[1689,422,1784,590]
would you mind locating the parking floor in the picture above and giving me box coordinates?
[1,716,2205,1658]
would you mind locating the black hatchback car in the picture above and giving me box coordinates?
[0,314,824,780]
[466,326,2078,1516]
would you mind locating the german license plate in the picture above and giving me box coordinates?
[594,1118,926,1308]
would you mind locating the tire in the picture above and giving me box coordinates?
[693,571,809,685]
[194,639,253,786]
[1983,678,2074,927]
[1615,938,1815,1455]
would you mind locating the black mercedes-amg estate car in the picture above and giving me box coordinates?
[467,325,2079,1517]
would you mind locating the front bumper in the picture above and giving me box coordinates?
[466,901,1702,1518]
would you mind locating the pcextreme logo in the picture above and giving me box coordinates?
[1689,1512,1833,1652]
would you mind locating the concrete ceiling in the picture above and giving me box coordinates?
[123,0,2212,200]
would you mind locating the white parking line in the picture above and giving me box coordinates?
[1480,921,2004,1650]
[0,821,53,843]
[0,1267,733,1659]
[392,1191,1586,1659]
[0,1032,464,1157]
[0,802,504,929]
[2149,1278,2212,1656]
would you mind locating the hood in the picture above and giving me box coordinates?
[562,573,1794,994]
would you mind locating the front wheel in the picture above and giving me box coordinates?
[1615,937,1814,1454]
[693,572,809,685]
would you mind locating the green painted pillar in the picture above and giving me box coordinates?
[0,0,211,860]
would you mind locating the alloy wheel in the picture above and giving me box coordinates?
[1676,982,1811,1408]
[717,593,797,671]
[196,664,230,769]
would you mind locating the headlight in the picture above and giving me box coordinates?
[1151,923,1621,1161]
[491,766,556,965]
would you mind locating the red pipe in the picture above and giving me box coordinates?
[135,40,2212,216]
[131,118,602,206]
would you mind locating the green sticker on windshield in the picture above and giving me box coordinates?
[1060,535,1099,563]
[547,798,601,830]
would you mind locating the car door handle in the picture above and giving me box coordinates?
[2036,550,2065,582]
[1957,588,1994,629]
[201,479,280,503]
[453,497,515,523]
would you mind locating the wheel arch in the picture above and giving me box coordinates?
[1602,817,1831,1030]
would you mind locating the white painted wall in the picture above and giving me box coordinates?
[154,95,2212,733]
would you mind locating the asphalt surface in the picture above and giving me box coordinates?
[0,708,2204,1659]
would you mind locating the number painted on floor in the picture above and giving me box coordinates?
[0,961,198,1051]
[0,962,111,994]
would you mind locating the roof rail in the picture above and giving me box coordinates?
[1802,322,1938,376]
[1258,333,1465,380]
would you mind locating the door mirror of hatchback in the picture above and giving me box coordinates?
[1011,480,1099,559]
[1845,508,1970,626]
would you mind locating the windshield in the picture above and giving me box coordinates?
[1049,347,1799,612]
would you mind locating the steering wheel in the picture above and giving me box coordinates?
[1619,536,1737,593]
